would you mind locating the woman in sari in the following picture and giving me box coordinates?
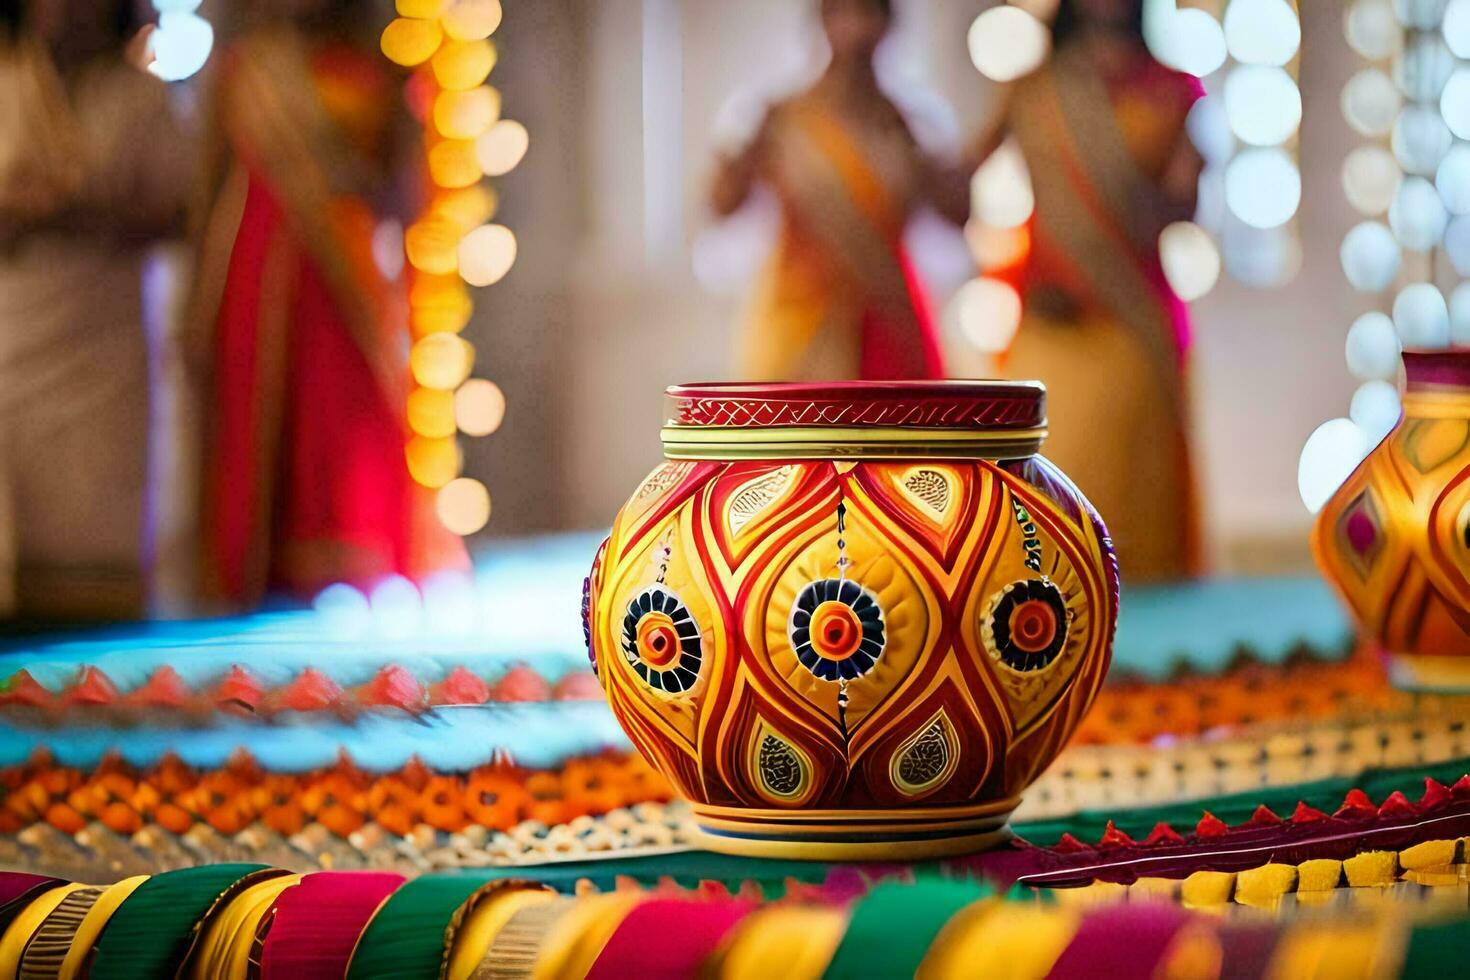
[193,0,464,608]
[985,0,1203,581]
[711,0,970,381]
[0,1,187,619]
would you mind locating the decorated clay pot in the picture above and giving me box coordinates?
[583,382,1119,859]
[1314,350,1470,691]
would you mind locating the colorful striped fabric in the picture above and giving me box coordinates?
[0,860,1466,979]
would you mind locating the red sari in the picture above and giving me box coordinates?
[194,33,465,606]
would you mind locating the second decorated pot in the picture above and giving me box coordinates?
[583,381,1119,859]
[1314,350,1470,691]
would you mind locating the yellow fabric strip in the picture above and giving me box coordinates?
[529,892,641,980]
[447,885,557,980]
[1264,919,1404,980]
[714,904,850,980]
[917,899,1080,980]
[0,884,86,979]
[187,873,301,980]
[57,875,147,980]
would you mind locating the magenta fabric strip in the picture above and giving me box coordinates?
[585,898,753,980]
[259,870,405,980]
[1045,900,1191,979]
[0,873,63,936]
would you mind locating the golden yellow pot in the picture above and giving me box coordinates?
[1314,351,1470,691]
[583,382,1118,859]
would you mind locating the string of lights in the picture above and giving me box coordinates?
[382,0,525,539]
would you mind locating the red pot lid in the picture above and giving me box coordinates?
[664,381,1045,430]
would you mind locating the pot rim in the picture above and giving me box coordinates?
[662,380,1047,461]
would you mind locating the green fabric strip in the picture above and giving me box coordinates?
[1011,755,1470,846]
[821,878,992,979]
[90,863,268,977]
[1402,917,1470,975]
[346,872,503,980]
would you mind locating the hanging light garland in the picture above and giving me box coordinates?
[381,0,524,539]
[1299,0,1470,512]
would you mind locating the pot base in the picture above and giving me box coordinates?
[690,799,1017,861]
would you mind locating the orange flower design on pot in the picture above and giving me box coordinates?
[1314,350,1470,691]
[584,382,1119,859]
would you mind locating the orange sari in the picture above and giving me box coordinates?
[193,32,464,607]
[739,100,943,381]
[1004,47,1202,582]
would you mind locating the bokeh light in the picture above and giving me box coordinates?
[381,16,443,67]
[951,277,1022,353]
[405,435,462,488]
[1394,0,1450,30]
[971,139,1033,228]
[1393,281,1452,347]
[1345,311,1403,380]
[1224,0,1300,66]
[410,273,474,336]
[1389,175,1449,249]
[1446,214,1470,273]
[442,0,503,41]
[967,6,1050,82]
[457,223,518,287]
[1298,418,1370,513]
[1148,7,1228,77]
[1158,221,1221,301]
[1436,143,1470,213]
[369,575,423,640]
[1350,380,1403,442]
[1452,281,1470,341]
[1392,104,1453,175]
[431,38,497,91]
[1445,0,1470,56]
[1343,68,1403,137]
[476,119,530,176]
[1347,0,1404,59]
[1394,33,1454,102]
[436,478,492,535]
[1441,68,1470,139]
[407,386,457,439]
[433,87,501,140]
[1341,221,1403,293]
[1224,66,1301,146]
[1224,148,1301,228]
[410,333,475,390]
[1343,145,1403,215]
[149,10,214,82]
[454,379,507,436]
[428,139,484,189]
[1186,96,1235,166]
[405,217,461,275]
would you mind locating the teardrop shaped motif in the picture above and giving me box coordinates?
[889,709,959,797]
[747,720,813,804]
[727,467,795,535]
[902,468,951,517]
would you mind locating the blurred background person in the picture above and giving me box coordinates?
[979,0,1203,581]
[190,0,465,609]
[0,0,188,621]
[710,0,970,381]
